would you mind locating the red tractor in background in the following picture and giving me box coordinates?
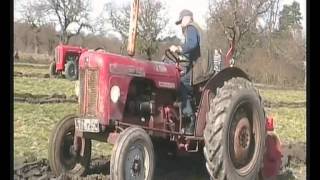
[49,44,88,81]
[48,0,282,179]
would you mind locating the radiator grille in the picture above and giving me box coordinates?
[79,69,85,114]
[79,68,99,116]
[87,70,98,115]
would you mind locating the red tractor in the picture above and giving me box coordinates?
[49,44,88,81]
[48,1,282,179]
[48,50,283,179]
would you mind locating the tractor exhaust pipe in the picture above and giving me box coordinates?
[127,0,140,57]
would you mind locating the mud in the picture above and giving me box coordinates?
[14,63,50,69]
[14,93,78,104]
[281,142,306,167]
[14,71,66,79]
[263,100,306,108]
[14,72,50,79]
[14,92,305,109]
[14,142,306,180]
[254,83,305,91]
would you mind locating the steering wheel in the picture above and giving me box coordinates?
[163,49,188,64]
[95,47,105,51]
[164,49,178,63]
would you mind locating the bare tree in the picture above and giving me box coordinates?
[20,1,47,54]
[39,23,59,55]
[207,0,273,59]
[266,0,281,32]
[44,0,93,44]
[136,0,168,59]
[262,0,281,57]
[14,22,32,52]
[105,2,131,54]
[105,0,168,59]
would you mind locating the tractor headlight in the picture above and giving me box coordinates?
[110,85,120,103]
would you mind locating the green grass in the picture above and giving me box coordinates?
[14,65,49,75]
[258,88,306,143]
[259,88,306,103]
[14,102,112,161]
[13,68,306,162]
[266,107,306,144]
[258,89,306,180]
[14,77,76,97]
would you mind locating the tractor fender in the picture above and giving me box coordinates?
[194,67,250,137]
[203,67,251,93]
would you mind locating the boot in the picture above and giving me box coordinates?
[185,115,195,135]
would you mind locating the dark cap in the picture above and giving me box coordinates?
[175,9,193,25]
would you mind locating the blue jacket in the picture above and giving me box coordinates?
[181,24,201,63]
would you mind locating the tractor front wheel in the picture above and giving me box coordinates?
[48,115,92,177]
[203,77,266,180]
[49,61,57,78]
[65,61,78,81]
[110,127,155,180]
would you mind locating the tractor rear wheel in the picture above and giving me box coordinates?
[48,114,92,177]
[49,61,57,78]
[203,77,266,180]
[110,127,155,180]
[65,61,78,81]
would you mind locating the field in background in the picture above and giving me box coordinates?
[14,77,75,97]
[13,63,306,159]
[260,88,306,143]
[14,102,112,161]
[14,52,52,64]
[13,62,306,179]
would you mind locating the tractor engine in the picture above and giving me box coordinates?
[125,80,156,120]
[123,79,179,136]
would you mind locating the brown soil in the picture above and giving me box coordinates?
[14,142,306,180]
[254,83,305,91]
[264,100,306,108]
[14,71,50,79]
[14,92,306,109]
[14,93,78,104]
[14,71,67,79]
[14,62,50,68]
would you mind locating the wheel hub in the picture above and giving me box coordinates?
[239,126,250,149]
[233,117,251,164]
[69,145,78,156]
[131,157,142,175]
[62,134,78,169]
[70,66,75,75]
[125,145,145,179]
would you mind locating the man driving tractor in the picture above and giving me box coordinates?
[169,9,201,135]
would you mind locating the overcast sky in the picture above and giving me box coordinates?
[14,0,306,38]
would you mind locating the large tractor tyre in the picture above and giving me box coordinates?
[49,61,58,78]
[203,77,266,180]
[48,115,92,177]
[110,127,155,180]
[65,61,78,81]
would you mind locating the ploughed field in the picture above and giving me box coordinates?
[14,63,306,180]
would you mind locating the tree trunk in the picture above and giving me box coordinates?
[60,31,69,45]
[34,34,40,54]
[48,39,55,55]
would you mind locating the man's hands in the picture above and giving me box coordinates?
[169,45,182,53]
[169,45,184,75]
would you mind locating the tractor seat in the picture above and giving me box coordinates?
[191,49,217,86]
